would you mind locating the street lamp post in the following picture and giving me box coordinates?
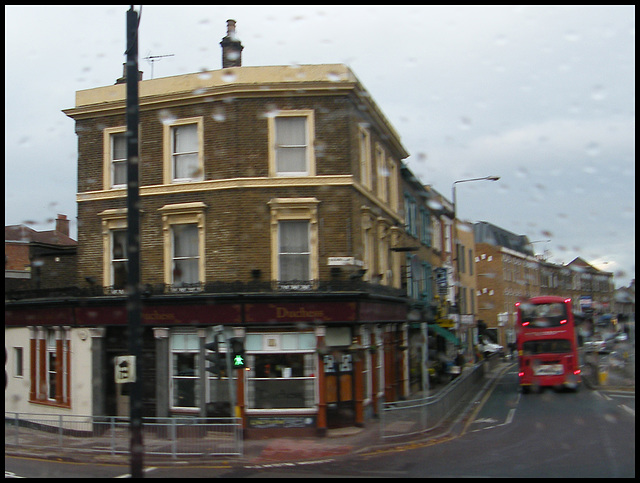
[451,176,500,356]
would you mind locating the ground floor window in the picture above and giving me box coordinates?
[30,326,70,407]
[247,353,315,409]
[245,332,316,410]
[170,332,200,409]
[172,352,199,408]
[170,330,236,412]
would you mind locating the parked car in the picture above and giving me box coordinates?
[615,332,628,343]
[583,335,607,353]
[480,337,503,357]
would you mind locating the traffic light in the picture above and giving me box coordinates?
[205,338,227,377]
[230,337,245,369]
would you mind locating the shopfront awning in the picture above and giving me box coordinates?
[428,324,461,346]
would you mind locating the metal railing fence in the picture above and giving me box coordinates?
[380,356,500,439]
[5,413,243,458]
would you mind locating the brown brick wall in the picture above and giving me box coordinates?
[74,91,403,287]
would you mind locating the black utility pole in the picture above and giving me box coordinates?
[125,5,144,478]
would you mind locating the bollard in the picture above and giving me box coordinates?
[598,364,608,385]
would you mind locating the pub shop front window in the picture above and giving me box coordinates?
[245,332,316,410]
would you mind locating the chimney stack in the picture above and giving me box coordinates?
[115,62,143,85]
[220,19,243,68]
[55,214,70,237]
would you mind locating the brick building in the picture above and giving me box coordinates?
[5,214,77,292]
[473,221,615,347]
[474,221,538,347]
[6,21,414,436]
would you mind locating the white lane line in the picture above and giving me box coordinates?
[504,408,516,425]
[115,466,157,478]
[620,405,635,417]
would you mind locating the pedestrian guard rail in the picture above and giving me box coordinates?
[381,355,500,439]
[4,413,243,458]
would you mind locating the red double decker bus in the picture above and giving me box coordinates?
[515,296,581,393]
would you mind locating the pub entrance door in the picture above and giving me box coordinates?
[324,352,355,428]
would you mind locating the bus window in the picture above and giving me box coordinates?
[519,302,568,328]
[522,339,572,355]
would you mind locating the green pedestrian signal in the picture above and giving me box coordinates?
[230,337,246,369]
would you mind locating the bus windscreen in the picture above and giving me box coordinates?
[519,302,568,328]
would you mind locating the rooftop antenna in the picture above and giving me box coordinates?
[143,53,174,79]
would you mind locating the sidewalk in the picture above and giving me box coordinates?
[240,424,379,466]
[201,360,511,466]
[582,343,635,391]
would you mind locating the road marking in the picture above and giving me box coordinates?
[472,418,498,424]
[620,405,635,417]
[115,466,157,478]
[5,471,25,478]
[504,408,516,425]
[469,390,519,433]
[245,459,335,469]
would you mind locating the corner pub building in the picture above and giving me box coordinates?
[5,21,415,437]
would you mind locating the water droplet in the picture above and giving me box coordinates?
[221,71,237,83]
[211,108,226,122]
[262,104,280,119]
[564,31,581,42]
[459,117,472,130]
[585,142,600,157]
[494,34,508,46]
[225,51,240,62]
[590,85,606,101]
[158,110,176,125]
[427,200,442,211]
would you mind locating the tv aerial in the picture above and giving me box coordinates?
[143,53,174,79]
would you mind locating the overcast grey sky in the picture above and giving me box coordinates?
[4,5,635,287]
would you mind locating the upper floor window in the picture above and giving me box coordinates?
[172,124,200,180]
[98,208,127,291]
[404,194,417,237]
[163,117,204,183]
[268,198,319,286]
[278,221,310,281]
[111,229,128,291]
[159,202,207,291]
[359,125,372,189]
[420,208,432,246]
[375,144,388,202]
[111,132,127,187]
[268,110,315,177]
[388,160,399,212]
[172,224,200,286]
[432,217,442,251]
[103,126,127,189]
